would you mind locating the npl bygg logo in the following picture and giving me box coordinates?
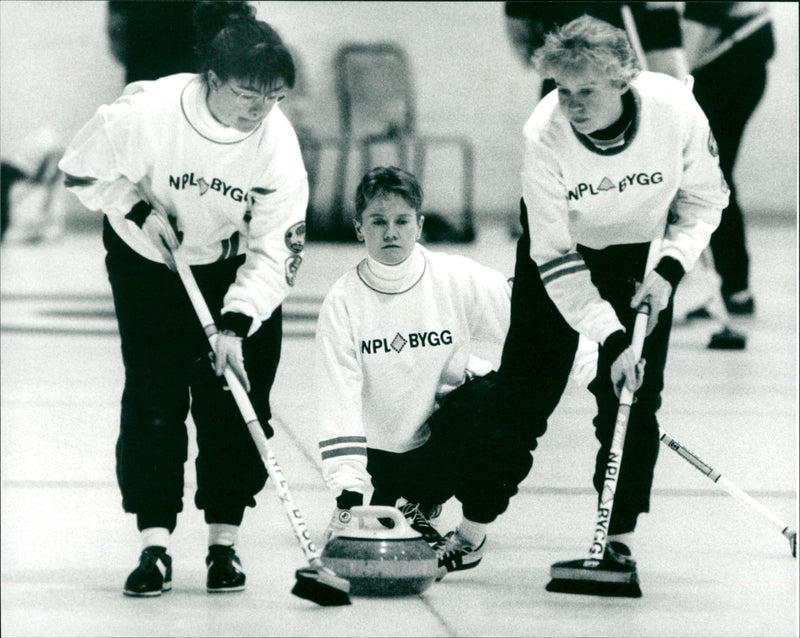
[360,330,453,354]
[568,172,664,200]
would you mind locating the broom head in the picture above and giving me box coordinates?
[546,557,642,598]
[292,566,352,606]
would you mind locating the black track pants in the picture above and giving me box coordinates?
[367,374,533,525]
[694,29,771,296]
[581,243,671,534]
[497,200,579,448]
[104,218,281,529]
[496,200,672,534]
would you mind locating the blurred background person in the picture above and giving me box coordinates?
[2,1,200,245]
[505,2,688,95]
[107,1,198,83]
[680,2,774,315]
[0,128,67,243]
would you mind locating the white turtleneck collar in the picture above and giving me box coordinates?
[356,244,427,294]
[180,75,263,144]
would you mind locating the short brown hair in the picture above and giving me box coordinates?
[354,166,424,219]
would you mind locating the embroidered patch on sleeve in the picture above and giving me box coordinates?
[285,254,302,286]
[285,221,306,253]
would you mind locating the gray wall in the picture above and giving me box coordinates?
[1,1,797,222]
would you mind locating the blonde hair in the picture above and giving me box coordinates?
[533,15,641,85]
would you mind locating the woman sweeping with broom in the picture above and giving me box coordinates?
[495,15,728,596]
[58,1,319,599]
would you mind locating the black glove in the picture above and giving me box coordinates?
[324,490,364,542]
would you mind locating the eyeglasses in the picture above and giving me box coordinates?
[226,83,286,106]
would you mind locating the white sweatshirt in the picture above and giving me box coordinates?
[315,244,597,498]
[522,71,728,345]
[59,73,309,335]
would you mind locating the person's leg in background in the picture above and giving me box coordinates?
[692,31,771,315]
[0,163,26,241]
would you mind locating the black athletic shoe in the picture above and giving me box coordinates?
[206,545,246,593]
[435,530,486,581]
[605,541,637,569]
[684,306,713,321]
[398,502,444,546]
[123,546,172,597]
[723,290,755,315]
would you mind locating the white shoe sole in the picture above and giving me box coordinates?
[123,581,171,597]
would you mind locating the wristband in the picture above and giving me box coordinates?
[218,312,253,338]
[603,329,629,362]
[336,490,364,509]
[654,256,685,288]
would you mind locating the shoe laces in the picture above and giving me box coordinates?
[398,502,445,541]
[436,530,471,557]
[399,502,433,528]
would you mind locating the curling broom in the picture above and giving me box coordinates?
[171,247,351,606]
[546,297,650,598]
[546,237,661,598]
[659,428,796,558]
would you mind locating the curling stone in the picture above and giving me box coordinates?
[321,505,438,596]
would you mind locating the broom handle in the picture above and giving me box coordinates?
[588,302,650,560]
[587,238,660,561]
[658,429,797,544]
[172,250,325,569]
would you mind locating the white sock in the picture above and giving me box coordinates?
[208,523,239,548]
[141,527,170,551]
[608,533,633,551]
[457,518,487,547]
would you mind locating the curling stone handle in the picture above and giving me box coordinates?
[349,505,417,538]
